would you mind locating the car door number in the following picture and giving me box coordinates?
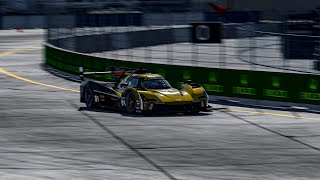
[94,95,100,103]
[121,97,126,106]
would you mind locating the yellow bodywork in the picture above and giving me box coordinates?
[138,89,193,103]
[118,73,207,103]
[115,73,208,112]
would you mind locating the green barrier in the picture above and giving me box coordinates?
[45,45,320,105]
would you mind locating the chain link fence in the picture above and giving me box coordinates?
[47,12,320,75]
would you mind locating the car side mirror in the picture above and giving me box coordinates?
[120,83,129,88]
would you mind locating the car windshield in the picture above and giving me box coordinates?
[141,78,172,89]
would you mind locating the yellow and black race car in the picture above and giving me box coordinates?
[80,67,209,114]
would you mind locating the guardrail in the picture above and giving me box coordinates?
[45,44,320,105]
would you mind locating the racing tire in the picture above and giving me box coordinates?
[84,87,95,108]
[125,92,136,113]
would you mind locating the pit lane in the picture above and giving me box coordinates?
[1,29,320,179]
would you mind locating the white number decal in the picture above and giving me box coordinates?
[94,95,100,103]
[121,97,126,106]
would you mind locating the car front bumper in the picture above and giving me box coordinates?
[137,100,208,113]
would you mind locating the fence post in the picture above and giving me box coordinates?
[191,43,198,66]
[166,13,174,65]
[166,29,174,65]
[219,42,225,68]
[145,25,152,63]
[126,13,132,61]
[249,22,256,70]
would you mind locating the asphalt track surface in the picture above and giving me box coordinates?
[1,29,320,180]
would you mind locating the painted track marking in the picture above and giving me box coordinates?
[0,47,80,93]
[0,45,40,57]
[223,109,320,121]
[0,68,79,92]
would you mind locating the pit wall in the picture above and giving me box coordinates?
[73,27,189,53]
[49,23,282,54]
[0,12,259,30]
[45,44,320,105]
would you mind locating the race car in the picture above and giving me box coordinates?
[79,67,210,114]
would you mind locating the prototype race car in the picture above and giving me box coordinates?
[80,67,209,114]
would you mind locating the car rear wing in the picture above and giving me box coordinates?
[79,66,149,82]
[79,67,113,81]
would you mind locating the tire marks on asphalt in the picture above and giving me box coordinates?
[67,100,177,180]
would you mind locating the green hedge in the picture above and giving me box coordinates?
[45,45,320,105]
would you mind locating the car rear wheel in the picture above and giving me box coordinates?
[125,92,136,113]
[84,87,95,108]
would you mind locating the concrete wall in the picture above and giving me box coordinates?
[143,12,204,26]
[49,23,281,53]
[0,12,263,30]
[232,0,320,12]
[74,27,191,53]
[1,14,76,29]
[0,13,203,30]
[2,15,45,29]
[193,0,320,19]
[47,15,76,28]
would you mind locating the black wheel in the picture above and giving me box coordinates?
[125,92,136,113]
[84,87,95,108]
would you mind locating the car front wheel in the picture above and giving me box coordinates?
[125,92,136,113]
